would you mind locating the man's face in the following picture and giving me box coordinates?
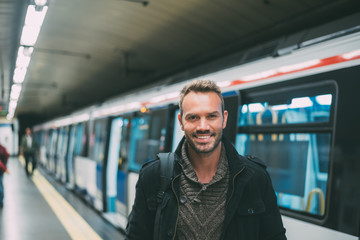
[26,128,31,135]
[178,91,228,155]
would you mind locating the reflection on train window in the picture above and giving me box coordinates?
[128,108,168,171]
[239,94,332,126]
[89,118,108,163]
[236,83,336,218]
[236,133,330,216]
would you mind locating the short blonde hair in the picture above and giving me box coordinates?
[179,80,224,116]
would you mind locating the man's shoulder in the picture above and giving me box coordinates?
[244,154,267,169]
[139,158,160,180]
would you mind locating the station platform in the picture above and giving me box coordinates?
[0,157,125,240]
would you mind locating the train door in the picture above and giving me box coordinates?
[57,126,69,183]
[88,118,109,210]
[127,107,169,216]
[73,122,91,199]
[48,128,58,173]
[66,125,77,189]
[104,115,132,229]
[55,127,63,178]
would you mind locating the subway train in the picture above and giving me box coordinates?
[32,14,360,239]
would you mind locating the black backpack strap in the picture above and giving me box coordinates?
[154,152,175,239]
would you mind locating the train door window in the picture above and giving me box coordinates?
[118,116,132,171]
[74,122,89,157]
[89,118,108,164]
[236,81,337,217]
[128,107,168,172]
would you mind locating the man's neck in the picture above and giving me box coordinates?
[187,143,222,184]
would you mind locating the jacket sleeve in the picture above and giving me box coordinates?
[0,161,7,172]
[126,168,154,239]
[261,171,287,240]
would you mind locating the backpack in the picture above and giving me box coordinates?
[154,152,175,239]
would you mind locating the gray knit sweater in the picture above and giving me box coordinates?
[175,142,229,240]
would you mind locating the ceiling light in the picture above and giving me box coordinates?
[25,5,48,27]
[13,68,27,84]
[34,0,47,6]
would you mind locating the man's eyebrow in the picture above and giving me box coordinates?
[184,113,197,117]
[208,111,221,115]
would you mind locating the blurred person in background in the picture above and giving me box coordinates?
[20,127,38,177]
[0,143,10,209]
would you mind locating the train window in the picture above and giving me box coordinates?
[128,108,168,172]
[238,94,332,126]
[118,117,131,171]
[74,122,89,157]
[172,109,184,152]
[89,118,108,164]
[236,81,336,218]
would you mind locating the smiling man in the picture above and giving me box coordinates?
[126,80,286,240]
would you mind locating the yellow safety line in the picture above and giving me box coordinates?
[18,157,102,240]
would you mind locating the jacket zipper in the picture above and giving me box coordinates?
[171,174,181,240]
[226,166,245,208]
[221,166,245,240]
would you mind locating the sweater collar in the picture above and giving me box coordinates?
[174,135,247,178]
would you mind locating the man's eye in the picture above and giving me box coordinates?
[187,116,197,120]
[208,115,217,119]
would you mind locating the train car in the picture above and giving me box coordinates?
[33,13,360,239]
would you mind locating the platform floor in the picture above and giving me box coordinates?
[0,157,125,240]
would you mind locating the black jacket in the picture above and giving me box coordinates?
[126,137,287,240]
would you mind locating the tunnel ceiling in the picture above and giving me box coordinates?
[0,0,359,123]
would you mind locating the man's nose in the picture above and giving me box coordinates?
[197,118,210,131]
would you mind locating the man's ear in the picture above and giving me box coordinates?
[178,113,184,131]
[223,110,228,129]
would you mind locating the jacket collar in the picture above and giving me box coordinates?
[173,135,248,178]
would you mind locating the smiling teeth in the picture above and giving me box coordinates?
[198,136,210,139]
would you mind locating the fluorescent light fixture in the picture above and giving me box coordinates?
[9,99,18,110]
[10,84,22,98]
[20,25,41,46]
[16,47,32,68]
[35,0,47,6]
[25,5,48,27]
[10,87,22,100]
[316,94,332,105]
[13,67,27,83]
[20,5,48,46]
[289,97,313,108]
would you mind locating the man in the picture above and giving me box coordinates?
[126,80,286,239]
[0,143,10,208]
[20,127,37,176]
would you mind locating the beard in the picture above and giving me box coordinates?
[184,129,223,155]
